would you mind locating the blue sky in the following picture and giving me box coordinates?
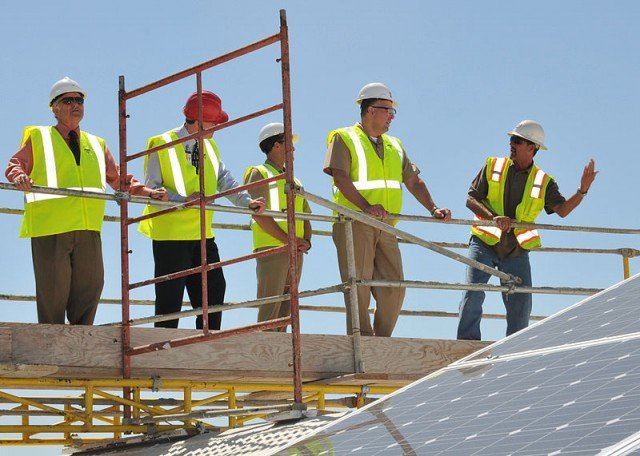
[2,1,639,453]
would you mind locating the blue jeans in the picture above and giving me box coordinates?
[457,236,532,340]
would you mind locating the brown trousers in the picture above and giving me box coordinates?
[256,250,304,332]
[31,230,103,325]
[332,221,405,337]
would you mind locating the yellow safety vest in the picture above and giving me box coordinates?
[19,126,107,238]
[327,124,404,225]
[471,156,551,250]
[243,162,306,251]
[138,131,221,240]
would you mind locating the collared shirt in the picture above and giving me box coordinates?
[144,125,252,207]
[5,124,150,196]
[322,123,420,180]
[468,161,566,259]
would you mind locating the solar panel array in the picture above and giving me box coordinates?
[272,274,640,456]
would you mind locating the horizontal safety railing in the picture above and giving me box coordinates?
[0,182,637,330]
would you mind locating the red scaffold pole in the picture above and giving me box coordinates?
[118,75,132,422]
[196,73,209,335]
[279,9,304,406]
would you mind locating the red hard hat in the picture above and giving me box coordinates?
[183,91,229,123]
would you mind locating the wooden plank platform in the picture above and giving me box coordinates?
[0,323,489,387]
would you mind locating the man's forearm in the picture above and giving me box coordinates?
[333,172,370,211]
[553,191,584,218]
[407,179,437,213]
[253,215,289,243]
[466,196,494,219]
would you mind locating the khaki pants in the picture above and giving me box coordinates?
[332,221,405,337]
[31,230,104,325]
[256,250,304,332]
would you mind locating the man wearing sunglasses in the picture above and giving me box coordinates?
[5,77,165,325]
[323,82,452,337]
[457,120,598,340]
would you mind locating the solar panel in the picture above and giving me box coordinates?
[466,274,640,360]
[270,274,640,456]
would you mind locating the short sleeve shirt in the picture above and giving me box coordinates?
[468,161,566,259]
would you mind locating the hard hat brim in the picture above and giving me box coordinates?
[508,132,547,150]
[355,98,398,107]
[258,133,299,145]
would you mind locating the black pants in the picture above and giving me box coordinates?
[152,238,226,329]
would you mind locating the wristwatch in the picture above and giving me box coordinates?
[577,188,588,196]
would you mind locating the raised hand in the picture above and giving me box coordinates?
[580,159,598,193]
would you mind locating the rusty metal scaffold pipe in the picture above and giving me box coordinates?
[124,34,281,100]
[126,174,284,226]
[129,245,288,290]
[194,72,210,334]
[279,8,304,407]
[103,284,343,327]
[126,317,292,356]
[125,104,284,162]
[300,190,522,285]
[117,75,133,422]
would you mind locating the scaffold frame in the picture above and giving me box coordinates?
[115,10,305,418]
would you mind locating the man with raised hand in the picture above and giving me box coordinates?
[323,82,452,337]
[5,77,165,325]
[458,120,597,340]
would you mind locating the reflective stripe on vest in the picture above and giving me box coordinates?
[516,229,540,244]
[257,165,286,221]
[19,126,107,237]
[530,169,546,199]
[161,132,187,197]
[472,215,502,240]
[138,131,221,240]
[490,156,507,182]
[471,156,550,250]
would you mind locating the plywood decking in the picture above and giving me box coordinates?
[0,323,489,386]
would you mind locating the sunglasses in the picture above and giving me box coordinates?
[58,96,85,106]
[371,105,397,115]
[510,135,532,146]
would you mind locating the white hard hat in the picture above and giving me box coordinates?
[356,82,397,106]
[258,122,299,145]
[49,77,86,106]
[508,119,547,150]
